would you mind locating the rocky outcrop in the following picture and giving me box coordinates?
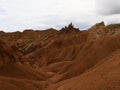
[88,22,120,40]
[90,21,105,30]
[58,23,80,35]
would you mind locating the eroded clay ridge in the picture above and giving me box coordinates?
[0,22,120,90]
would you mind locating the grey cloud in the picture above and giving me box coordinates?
[96,0,120,15]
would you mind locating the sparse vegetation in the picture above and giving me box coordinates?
[22,43,34,54]
[111,31,116,35]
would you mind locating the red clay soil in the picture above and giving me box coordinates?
[0,22,120,90]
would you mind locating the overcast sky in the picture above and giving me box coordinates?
[0,0,120,32]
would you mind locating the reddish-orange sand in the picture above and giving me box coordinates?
[0,22,120,90]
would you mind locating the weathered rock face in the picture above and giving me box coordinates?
[88,22,120,40]
[90,21,105,29]
[0,39,17,67]
[0,28,58,54]
[0,39,47,90]
[59,23,80,35]
[0,22,120,90]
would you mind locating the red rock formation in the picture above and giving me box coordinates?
[0,22,120,90]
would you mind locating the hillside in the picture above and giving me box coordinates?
[0,22,120,90]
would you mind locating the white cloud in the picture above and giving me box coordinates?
[0,0,96,32]
[0,0,120,32]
